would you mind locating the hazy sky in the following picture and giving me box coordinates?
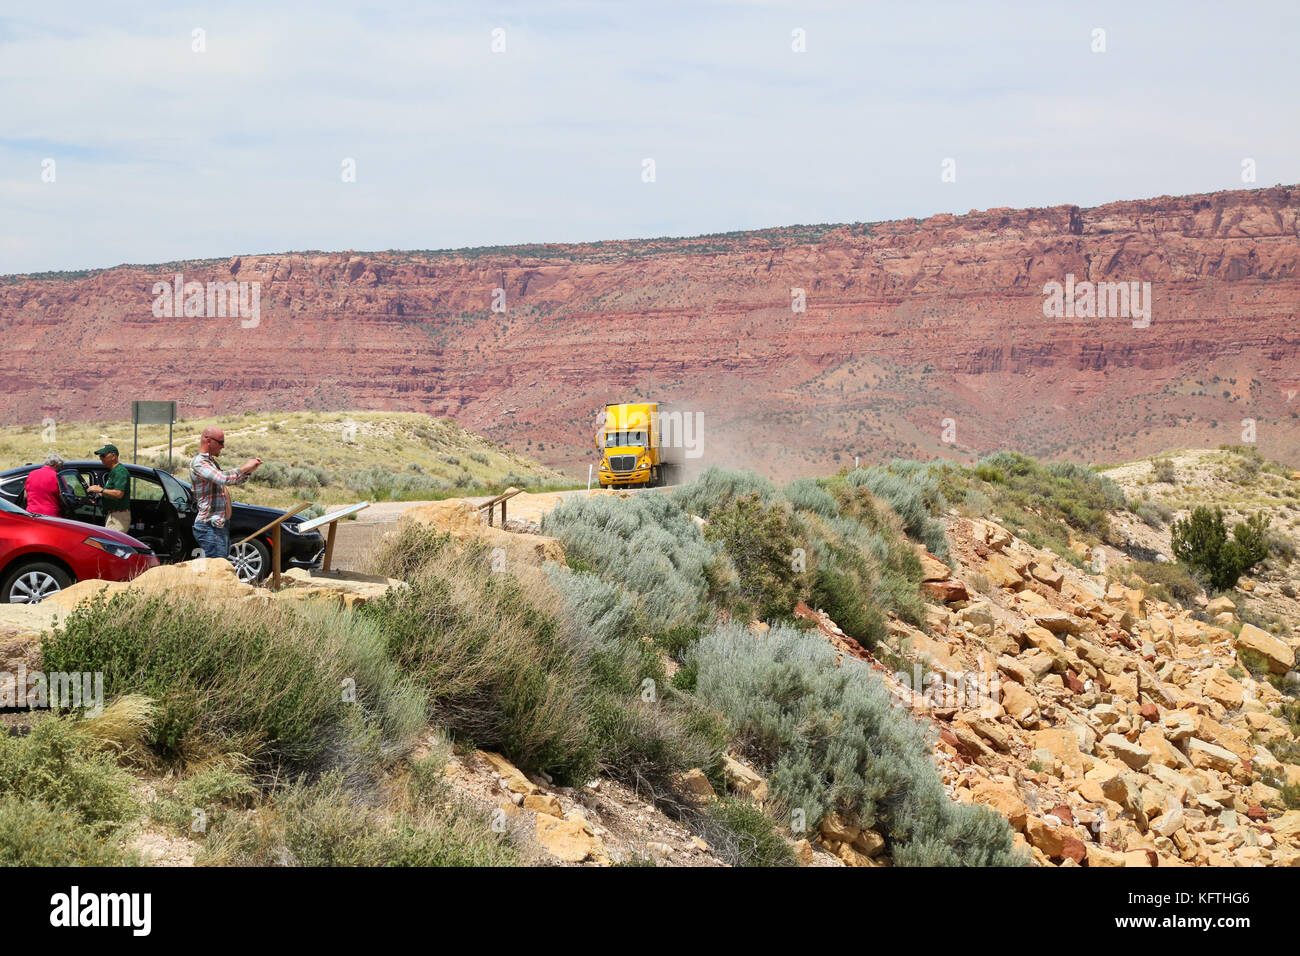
[2,1,1297,274]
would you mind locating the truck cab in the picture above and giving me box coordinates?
[596,402,680,488]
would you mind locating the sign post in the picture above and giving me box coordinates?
[132,401,178,469]
[296,502,372,574]
[233,501,311,590]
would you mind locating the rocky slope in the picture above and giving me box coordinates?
[867,513,1300,867]
[408,474,1300,867]
[2,186,1298,477]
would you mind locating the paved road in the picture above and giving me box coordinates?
[328,500,436,572]
[328,486,670,571]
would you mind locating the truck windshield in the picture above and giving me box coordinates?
[605,431,647,447]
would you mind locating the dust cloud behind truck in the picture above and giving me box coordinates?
[594,402,686,488]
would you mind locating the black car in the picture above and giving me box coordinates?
[0,461,324,583]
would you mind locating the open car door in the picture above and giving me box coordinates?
[57,468,105,526]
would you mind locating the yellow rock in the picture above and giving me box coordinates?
[969,780,1029,831]
[984,552,1025,590]
[918,550,951,582]
[535,814,604,863]
[401,498,566,566]
[522,793,564,818]
[819,810,861,844]
[1139,727,1192,770]
[1108,670,1138,701]
[1193,715,1251,761]
[722,753,769,803]
[674,768,717,805]
[1024,816,1070,857]
[1171,617,1206,645]
[46,558,257,609]
[1075,779,1109,805]
[1206,595,1236,616]
[1201,668,1245,709]
[1016,588,1051,609]
[852,829,886,858]
[277,567,402,607]
[1030,562,1064,590]
[790,839,814,865]
[1032,729,1086,778]
[833,840,883,867]
[1235,623,1295,675]
[1186,738,1241,774]
[1088,845,1127,867]
[477,750,539,795]
[1001,680,1039,727]
[1271,812,1300,841]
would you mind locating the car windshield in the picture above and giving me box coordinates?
[605,431,647,447]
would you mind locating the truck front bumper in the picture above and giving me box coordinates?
[599,465,651,485]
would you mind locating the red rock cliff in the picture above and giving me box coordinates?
[2,185,1297,476]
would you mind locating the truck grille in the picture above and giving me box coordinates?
[609,455,637,473]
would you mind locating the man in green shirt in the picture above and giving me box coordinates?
[87,444,132,534]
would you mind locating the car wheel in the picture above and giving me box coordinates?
[228,538,271,583]
[2,561,73,604]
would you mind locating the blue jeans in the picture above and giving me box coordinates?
[193,520,230,560]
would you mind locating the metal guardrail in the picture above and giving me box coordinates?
[477,488,523,527]
[233,501,310,590]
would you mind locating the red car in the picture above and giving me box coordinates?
[0,496,159,604]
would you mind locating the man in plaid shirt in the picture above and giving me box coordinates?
[189,426,263,560]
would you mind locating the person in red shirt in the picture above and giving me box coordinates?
[24,454,67,517]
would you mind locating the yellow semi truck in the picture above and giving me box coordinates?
[594,402,683,488]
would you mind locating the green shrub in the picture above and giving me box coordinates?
[702,492,805,621]
[1130,560,1200,605]
[1171,507,1270,591]
[696,796,797,867]
[1267,530,1297,565]
[585,692,725,796]
[659,468,930,645]
[542,492,722,633]
[544,566,655,685]
[966,452,1126,548]
[360,534,598,784]
[815,498,927,632]
[545,565,723,790]
[0,714,139,834]
[809,550,887,648]
[202,769,519,867]
[43,592,424,773]
[845,465,949,558]
[670,467,779,518]
[151,759,259,833]
[1133,501,1174,528]
[371,526,720,793]
[1278,783,1300,811]
[342,465,450,499]
[687,623,1022,866]
[0,797,135,866]
[890,801,1028,866]
[654,623,705,660]
[783,478,840,520]
[1151,457,1177,484]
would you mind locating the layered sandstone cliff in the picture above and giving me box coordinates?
[2,185,1297,476]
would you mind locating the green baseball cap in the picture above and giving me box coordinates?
[93,444,118,456]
